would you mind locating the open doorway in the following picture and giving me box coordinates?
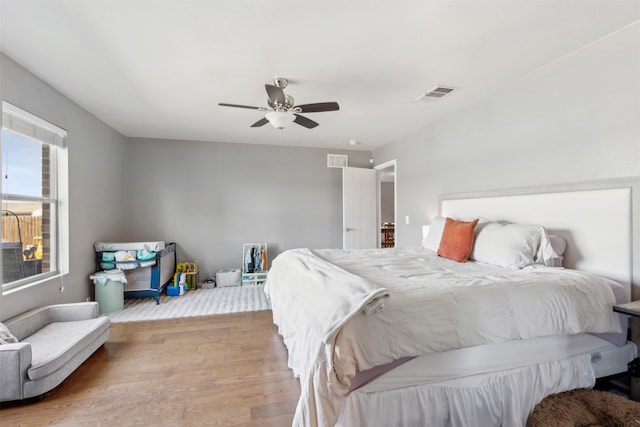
[374,160,396,248]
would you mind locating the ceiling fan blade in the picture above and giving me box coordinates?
[293,114,319,129]
[294,102,340,113]
[265,84,286,106]
[250,117,270,128]
[219,103,267,111]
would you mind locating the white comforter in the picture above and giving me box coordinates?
[264,247,621,427]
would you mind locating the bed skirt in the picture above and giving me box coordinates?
[338,354,594,427]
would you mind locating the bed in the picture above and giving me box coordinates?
[265,179,640,427]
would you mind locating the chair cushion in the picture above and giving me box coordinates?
[24,317,110,380]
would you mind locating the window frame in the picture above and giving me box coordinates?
[1,101,69,292]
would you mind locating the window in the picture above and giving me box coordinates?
[1,102,68,291]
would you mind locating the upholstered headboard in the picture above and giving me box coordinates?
[439,177,639,302]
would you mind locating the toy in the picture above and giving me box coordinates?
[176,261,199,290]
[167,272,187,296]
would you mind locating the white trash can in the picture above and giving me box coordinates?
[90,270,127,314]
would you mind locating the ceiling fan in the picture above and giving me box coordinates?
[218,77,339,129]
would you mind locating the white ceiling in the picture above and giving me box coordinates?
[1,1,639,151]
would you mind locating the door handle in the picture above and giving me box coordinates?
[345,227,353,232]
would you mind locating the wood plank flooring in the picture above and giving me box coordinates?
[0,310,301,426]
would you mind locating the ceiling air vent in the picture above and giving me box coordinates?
[327,154,348,168]
[415,85,457,102]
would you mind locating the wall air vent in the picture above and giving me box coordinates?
[415,85,458,102]
[327,154,348,168]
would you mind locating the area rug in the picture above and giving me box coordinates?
[528,388,640,426]
[107,285,271,323]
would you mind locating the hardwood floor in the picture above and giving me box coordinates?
[0,310,301,426]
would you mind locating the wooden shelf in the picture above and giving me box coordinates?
[242,271,268,286]
[242,243,268,285]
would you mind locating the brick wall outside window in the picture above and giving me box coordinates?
[41,144,51,272]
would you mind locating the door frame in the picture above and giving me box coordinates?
[374,159,397,248]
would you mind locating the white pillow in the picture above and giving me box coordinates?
[548,234,567,256]
[422,216,446,252]
[538,234,565,267]
[0,322,18,345]
[471,222,548,269]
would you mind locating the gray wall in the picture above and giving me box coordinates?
[374,22,640,247]
[0,53,128,320]
[123,138,371,279]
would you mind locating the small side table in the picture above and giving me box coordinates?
[610,301,640,400]
[613,300,640,317]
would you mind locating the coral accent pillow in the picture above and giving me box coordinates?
[437,217,480,262]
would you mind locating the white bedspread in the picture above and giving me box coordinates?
[264,247,621,427]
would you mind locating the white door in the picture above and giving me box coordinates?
[343,167,377,249]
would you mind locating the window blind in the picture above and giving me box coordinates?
[2,101,67,147]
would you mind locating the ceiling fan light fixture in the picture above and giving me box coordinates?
[265,111,295,129]
[219,77,339,129]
